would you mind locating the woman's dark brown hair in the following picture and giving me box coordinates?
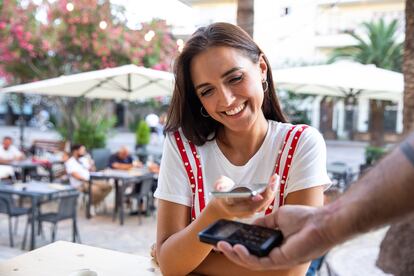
[165,22,287,146]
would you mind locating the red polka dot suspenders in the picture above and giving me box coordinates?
[174,124,308,220]
[265,124,308,214]
[174,131,206,221]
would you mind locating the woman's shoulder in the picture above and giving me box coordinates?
[268,121,324,144]
[165,128,213,149]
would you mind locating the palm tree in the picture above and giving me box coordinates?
[329,19,404,146]
[237,0,254,38]
[329,18,403,72]
[403,0,414,133]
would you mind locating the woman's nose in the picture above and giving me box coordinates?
[218,86,235,106]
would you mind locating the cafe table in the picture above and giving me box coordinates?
[0,241,162,276]
[0,181,77,250]
[10,159,64,182]
[88,168,154,225]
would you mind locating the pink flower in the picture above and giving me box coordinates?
[41,40,50,51]
[24,32,32,41]
[152,64,162,70]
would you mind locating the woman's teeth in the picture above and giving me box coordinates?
[225,103,245,116]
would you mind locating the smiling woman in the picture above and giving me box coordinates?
[154,22,331,276]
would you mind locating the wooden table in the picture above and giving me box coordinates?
[0,241,162,276]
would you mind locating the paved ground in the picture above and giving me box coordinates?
[0,198,157,258]
[319,227,391,276]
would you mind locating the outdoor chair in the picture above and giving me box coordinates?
[130,178,155,224]
[0,194,31,247]
[91,148,111,171]
[22,192,81,249]
[327,162,353,190]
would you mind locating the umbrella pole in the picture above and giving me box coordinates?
[123,73,132,129]
[18,94,25,149]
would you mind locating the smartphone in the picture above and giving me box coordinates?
[198,219,283,257]
[210,183,267,198]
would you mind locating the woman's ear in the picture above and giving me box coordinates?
[258,54,268,80]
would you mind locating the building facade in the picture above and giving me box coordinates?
[178,0,405,142]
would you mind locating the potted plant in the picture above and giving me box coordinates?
[136,120,150,163]
[360,146,387,174]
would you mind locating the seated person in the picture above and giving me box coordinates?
[0,136,25,179]
[108,146,141,170]
[65,144,111,207]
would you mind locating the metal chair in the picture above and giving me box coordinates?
[22,192,81,249]
[327,162,352,190]
[131,178,155,224]
[0,194,30,247]
[91,148,111,171]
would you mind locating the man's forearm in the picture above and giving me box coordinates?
[112,162,133,170]
[322,133,414,243]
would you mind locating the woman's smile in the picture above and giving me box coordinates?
[222,102,247,116]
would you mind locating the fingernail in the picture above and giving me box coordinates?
[252,195,263,201]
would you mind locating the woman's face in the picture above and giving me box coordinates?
[191,46,267,133]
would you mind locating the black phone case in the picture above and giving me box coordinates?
[198,219,283,257]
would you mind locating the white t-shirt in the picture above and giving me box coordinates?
[154,121,331,219]
[0,145,23,179]
[0,145,23,161]
[65,156,90,188]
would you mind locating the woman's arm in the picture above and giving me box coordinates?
[157,199,292,276]
[195,250,309,276]
[156,199,224,275]
[156,175,279,275]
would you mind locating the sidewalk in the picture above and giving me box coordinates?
[319,227,391,276]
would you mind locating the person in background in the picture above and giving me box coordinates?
[108,146,141,170]
[0,136,25,180]
[217,132,414,275]
[65,144,112,209]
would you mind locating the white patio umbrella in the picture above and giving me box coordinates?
[0,64,174,146]
[0,64,174,101]
[273,61,403,101]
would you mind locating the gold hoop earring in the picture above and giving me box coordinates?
[200,106,210,118]
[262,79,269,93]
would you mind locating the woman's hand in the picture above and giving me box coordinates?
[209,174,279,219]
[150,243,158,264]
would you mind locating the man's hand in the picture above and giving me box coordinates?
[217,205,335,270]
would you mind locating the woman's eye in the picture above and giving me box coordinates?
[200,89,212,97]
[229,75,243,84]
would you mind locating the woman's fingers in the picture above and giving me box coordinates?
[214,175,236,191]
